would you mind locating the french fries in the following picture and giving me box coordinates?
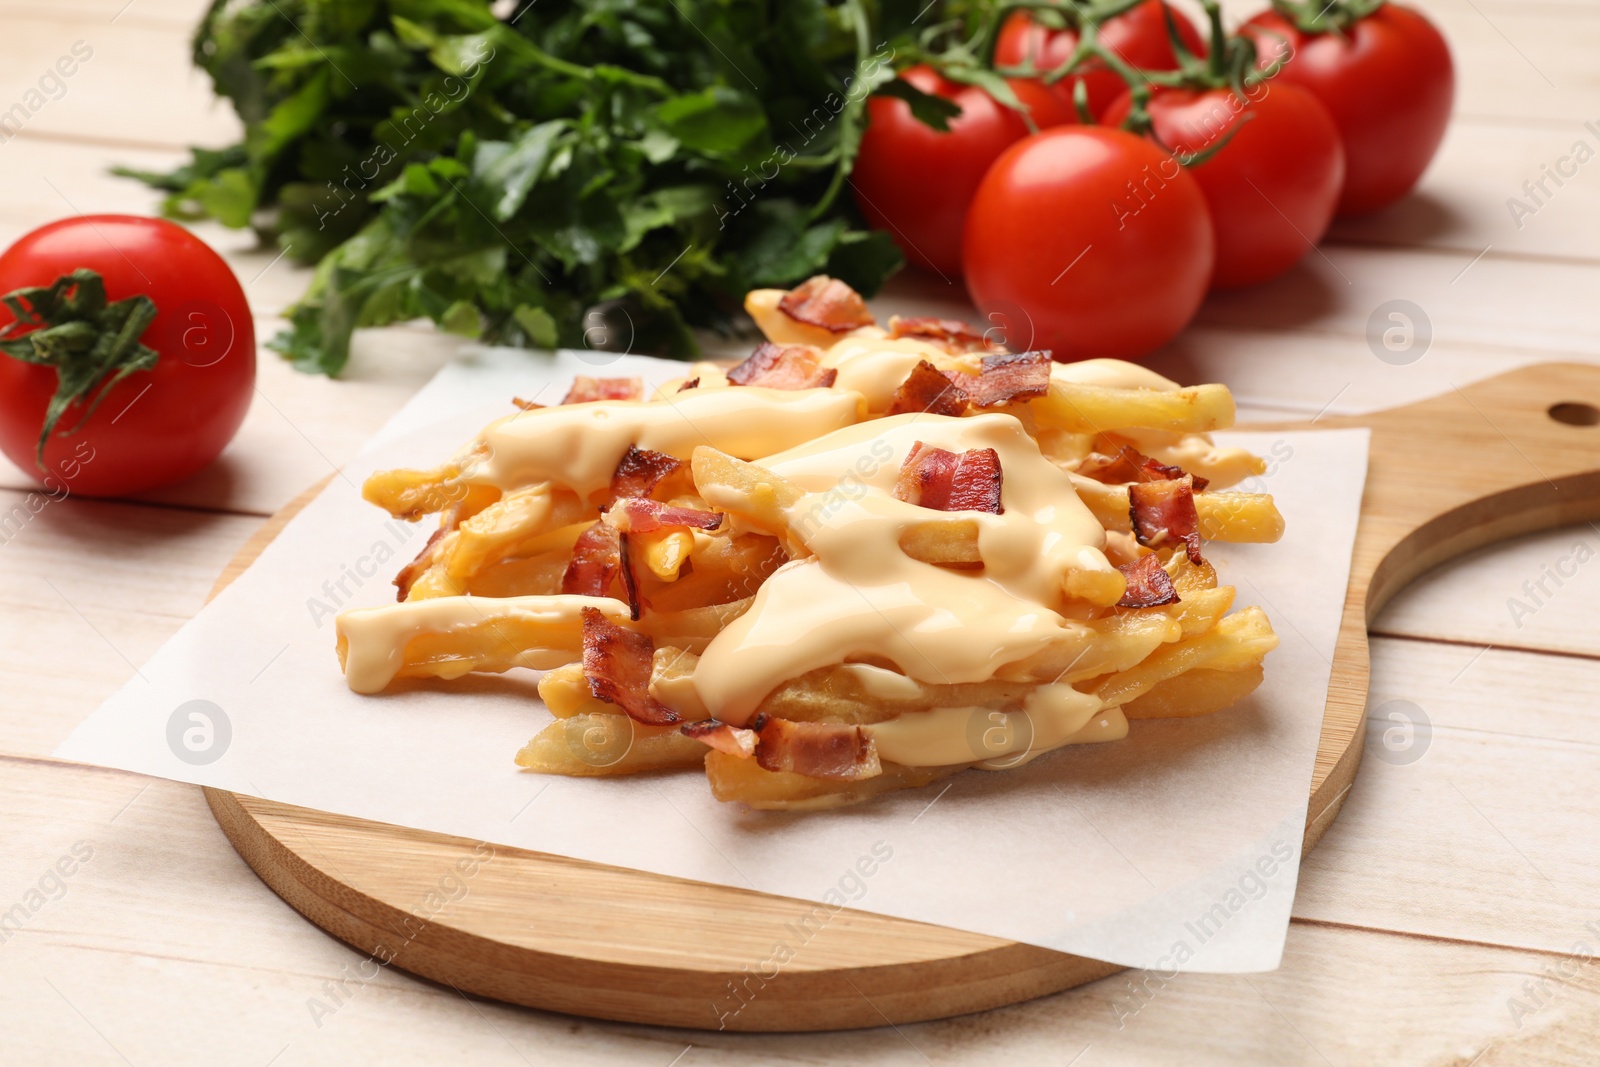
[336,275,1285,809]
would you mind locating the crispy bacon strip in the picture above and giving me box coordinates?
[894,442,1004,515]
[611,446,683,500]
[886,315,987,353]
[392,528,445,601]
[580,607,677,724]
[726,342,838,390]
[1078,445,1210,492]
[681,719,757,758]
[560,522,621,597]
[606,498,723,534]
[750,714,882,780]
[887,359,969,418]
[619,531,644,621]
[955,350,1053,409]
[1129,477,1204,565]
[562,376,643,404]
[1115,552,1181,609]
[677,377,701,392]
[778,275,874,333]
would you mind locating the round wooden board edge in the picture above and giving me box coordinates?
[202,454,1364,1031]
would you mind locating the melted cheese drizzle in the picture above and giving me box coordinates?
[343,337,1245,766]
[340,594,627,694]
[465,387,861,497]
[690,414,1116,733]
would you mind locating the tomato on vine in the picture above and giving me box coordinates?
[962,126,1215,361]
[995,0,1206,120]
[853,66,1071,278]
[1243,1,1454,216]
[1103,2,1345,289]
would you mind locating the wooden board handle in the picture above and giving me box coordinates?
[1291,361,1600,843]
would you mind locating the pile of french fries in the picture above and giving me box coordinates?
[335,277,1284,809]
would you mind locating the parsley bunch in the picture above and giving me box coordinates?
[123,0,947,374]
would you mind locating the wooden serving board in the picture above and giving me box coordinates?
[203,363,1600,1032]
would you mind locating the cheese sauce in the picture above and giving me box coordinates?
[339,335,1245,767]
[465,386,861,498]
[690,414,1118,732]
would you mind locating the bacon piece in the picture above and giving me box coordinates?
[392,527,445,601]
[777,275,874,334]
[580,607,677,725]
[560,522,621,597]
[886,360,969,418]
[1115,552,1181,609]
[894,442,1004,515]
[618,531,644,621]
[681,719,758,758]
[1129,476,1203,565]
[606,498,723,534]
[562,376,643,404]
[511,397,544,412]
[726,342,838,390]
[886,315,988,354]
[677,377,700,392]
[1079,446,1214,493]
[610,445,683,500]
[1080,445,1210,492]
[750,714,881,780]
[955,350,1053,409]
[1140,457,1210,493]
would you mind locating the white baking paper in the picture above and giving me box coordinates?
[57,346,1369,972]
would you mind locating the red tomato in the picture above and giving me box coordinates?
[962,127,1215,362]
[0,216,254,497]
[1008,77,1080,131]
[995,1,1208,120]
[853,67,1050,278]
[1242,5,1454,216]
[1103,82,1344,289]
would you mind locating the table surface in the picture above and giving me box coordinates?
[4,1,1600,1063]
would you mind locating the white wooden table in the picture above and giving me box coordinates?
[3,1,1599,1063]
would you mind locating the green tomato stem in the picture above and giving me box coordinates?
[0,269,160,471]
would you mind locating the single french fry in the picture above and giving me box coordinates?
[404,487,595,599]
[1073,479,1285,545]
[645,532,787,613]
[363,447,500,521]
[516,713,706,776]
[898,518,983,567]
[1121,664,1266,720]
[1033,381,1235,435]
[996,610,1182,686]
[705,750,962,810]
[649,646,709,720]
[1195,493,1287,543]
[537,662,594,718]
[1095,607,1278,708]
[744,288,870,349]
[637,597,754,654]
[691,447,807,545]
[635,527,695,580]
[1065,565,1127,607]
[337,595,631,692]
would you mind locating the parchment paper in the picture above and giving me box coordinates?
[57,347,1369,972]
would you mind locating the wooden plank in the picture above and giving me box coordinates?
[0,14,237,149]
[1330,116,1600,263]
[4,755,1600,1063]
[1301,635,1600,958]
[1375,522,1600,657]
[0,490,261,757]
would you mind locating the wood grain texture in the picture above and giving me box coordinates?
[189,362,1600,1031]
